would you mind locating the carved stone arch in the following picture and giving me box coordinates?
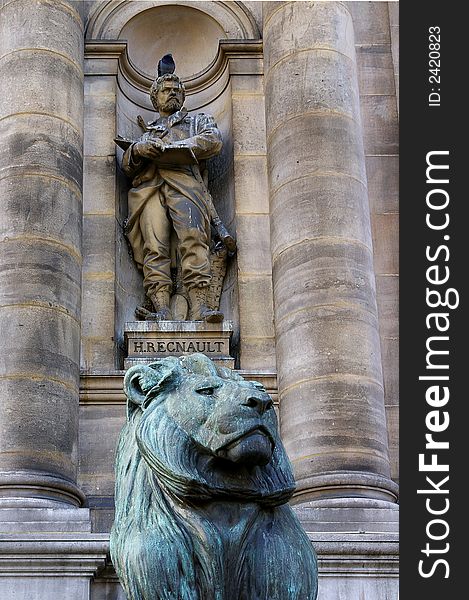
[85,1,259,41]
[85,1,260,111]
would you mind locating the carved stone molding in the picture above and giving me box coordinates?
[84,38,263,109]
[85,1,260,42]
[80,370,278,405]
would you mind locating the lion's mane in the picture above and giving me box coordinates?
[110,354,317,600]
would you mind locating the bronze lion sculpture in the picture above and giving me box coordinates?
[110,353,318,599]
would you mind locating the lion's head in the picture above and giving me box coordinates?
[111,354,318,600]
[119,353,295,504]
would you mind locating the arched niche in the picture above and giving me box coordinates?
[84,2,261,367]
[85,1,259,42]
[117,6,227,80]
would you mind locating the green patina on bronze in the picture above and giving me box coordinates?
[110,353,318,599]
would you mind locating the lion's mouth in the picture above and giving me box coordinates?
[216,426,274,466]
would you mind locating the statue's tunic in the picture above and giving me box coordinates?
[122,109,222,295]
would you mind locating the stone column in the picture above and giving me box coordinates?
[0,0,85,506]
[263,1,398,503]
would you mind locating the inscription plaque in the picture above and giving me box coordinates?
[124,320,234,369]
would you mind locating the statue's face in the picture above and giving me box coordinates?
[157,80,184,114]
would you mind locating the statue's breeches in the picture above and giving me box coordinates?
[128,181,211,295]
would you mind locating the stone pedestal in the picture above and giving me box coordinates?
[295,501,399,599]
[124,321,234,369]
[0,509,108,600]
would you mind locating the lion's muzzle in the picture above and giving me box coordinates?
[216,425,274,466]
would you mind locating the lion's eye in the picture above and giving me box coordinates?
[197,387,215,396]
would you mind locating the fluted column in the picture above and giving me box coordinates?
[264,1,398,503]
[0,0,85,506]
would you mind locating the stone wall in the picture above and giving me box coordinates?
[0,2,399,598]
[78,0,399,485]
[350,1,400,483]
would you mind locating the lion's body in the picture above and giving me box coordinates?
[110,354,318,600]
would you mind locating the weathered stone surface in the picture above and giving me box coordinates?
[275,305,382,389]
[389,4,400,109]
[83,156,116,214]
[230,74,273,370]
[281,376,390,478]
[360,95,399,156]
[0,508,91,533]
[239,336,277,372]
[375,275,399,338]
[235,214,272,274]
[0,239,82,320]
[0,377,78,481]
[237,273,275,370]
[80,338,117,375]
[84,93,117,157]
[365,155,399,214]
[0,306,80,387]
[381,336,399,407]
[356,45,396,96]
[83,214,116,275]
[230,74,264,95]
[270,176,373,257]
[268,115,367,194]
[272,240,377,323]
[232,94,266,155]
[0,177,82,250]
[81,75,118,373]
[79,405,125,499]
[318,576,397,599]
[385,404,399,483]
[81,274,116,371]
[81,277,115,339]
[91,576,127,600]
[233,155,269,214]
[0,116,83,191]
[238,275,275,339]
[0,0,83,64]
[264,0,395,502]
[84,75,116,98]
[265,49,361,132]
[347,1,391,46]
[0,516,107,600]
[350,0,399,487]
[0,0,84,506]
[371,213,399,274]
[0,53,83,130]
[263,1,355,68]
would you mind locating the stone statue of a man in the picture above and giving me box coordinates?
[121,55,233,322]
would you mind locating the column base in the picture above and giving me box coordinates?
[294,499,399,599]
[292,471,399,505]
[0,470,86,508]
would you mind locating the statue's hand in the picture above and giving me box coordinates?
[134,139,165,160]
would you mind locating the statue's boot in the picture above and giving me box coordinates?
[148,289,172,321]
[188,285,223,323]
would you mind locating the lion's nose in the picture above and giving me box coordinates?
[242,395,273,415]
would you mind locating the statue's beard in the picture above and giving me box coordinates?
[160,98,182,113]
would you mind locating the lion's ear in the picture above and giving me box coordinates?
[123,359,179,419]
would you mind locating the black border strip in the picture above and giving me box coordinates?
[400,2,464,595]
